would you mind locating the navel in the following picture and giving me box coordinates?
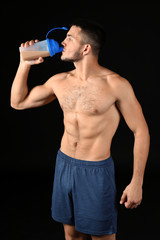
[74,142,78,148]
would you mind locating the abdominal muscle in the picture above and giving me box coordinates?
[60,108,120,161]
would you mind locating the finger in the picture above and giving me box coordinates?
[133,202,141,209]
[24,41,29,47]
[124,198,138,209]
[24,57,44,66]
[129,204,136,209]
[120,192,127,204]
[132,200,142,209]
[35,39,39,43]
[131,203,139,209]
[34,57,44,64]
[125,201,140,209]
[124,201,130,208]
[21,43,25,47]
[29,40,35,46]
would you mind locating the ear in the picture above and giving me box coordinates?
[82,44,92,56]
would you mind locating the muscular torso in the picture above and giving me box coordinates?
[53,68,121,161]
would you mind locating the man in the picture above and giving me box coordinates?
[11,19,150,240]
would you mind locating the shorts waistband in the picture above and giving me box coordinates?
[57,149,113,167]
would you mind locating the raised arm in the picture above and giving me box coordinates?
[111,76,150,209]
[11,40,56,110]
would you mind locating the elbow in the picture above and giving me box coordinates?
[10,98,17,109]
[10,94,18,109]
[10,102,20,110]
[10,99,24,110]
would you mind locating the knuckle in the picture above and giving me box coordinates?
[125,202,130,208]
[29,40,34,45]
[24,41,29,47]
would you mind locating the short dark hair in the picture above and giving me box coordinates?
[70,19,106,55]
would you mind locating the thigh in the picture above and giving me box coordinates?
[51,155,74,224]
[63,224,87,240]
[73,164,117,235]
[91,233,116,240]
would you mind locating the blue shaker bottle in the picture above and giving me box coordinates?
[20,27,68,60]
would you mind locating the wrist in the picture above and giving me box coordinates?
[131,175,144,187]
[19,61,31,71]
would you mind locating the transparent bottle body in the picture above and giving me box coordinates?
[19,40,50,60]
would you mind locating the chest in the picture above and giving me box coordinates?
[57,84,115,115]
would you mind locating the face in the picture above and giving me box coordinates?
[61,26,85,62]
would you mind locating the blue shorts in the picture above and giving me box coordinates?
[51,150,117,236]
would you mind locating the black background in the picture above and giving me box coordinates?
[1,2,159,240]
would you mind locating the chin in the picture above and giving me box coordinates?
[61,52,67,61]
[61,55,64,60]
[61,56,68,62]
[61,55,73,62]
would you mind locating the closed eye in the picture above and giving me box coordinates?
[67,34,74,40]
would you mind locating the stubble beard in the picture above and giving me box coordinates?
[61,50,82,63]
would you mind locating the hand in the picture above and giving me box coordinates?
[120,181,142,209]
[20,40,44,65]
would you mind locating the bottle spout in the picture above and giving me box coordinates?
[46,26,68,57]
[47,38,63,57]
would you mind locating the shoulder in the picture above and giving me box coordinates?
[45,70,74,87]
[47,71,71,82]
[100,67,128,88]
[105,72,135,100]
[100,67,133,94]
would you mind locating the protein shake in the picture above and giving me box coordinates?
[19,27,68,61]
[20,40,50,60]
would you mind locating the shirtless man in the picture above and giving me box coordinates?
[11,19,150,240]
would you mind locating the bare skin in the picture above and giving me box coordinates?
[11,26,150,240]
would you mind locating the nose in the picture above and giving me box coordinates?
[61,37,67,47]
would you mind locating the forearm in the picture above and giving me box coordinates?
[11,62,31,108]
[131,126,150,186]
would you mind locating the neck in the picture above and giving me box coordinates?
[73,55,100,81]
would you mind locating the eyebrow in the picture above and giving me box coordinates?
[67,33,74,38]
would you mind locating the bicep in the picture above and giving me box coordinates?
[19,84,56,109]
[115,80,147,133]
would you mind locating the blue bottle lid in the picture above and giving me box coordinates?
[46,27,68,57]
